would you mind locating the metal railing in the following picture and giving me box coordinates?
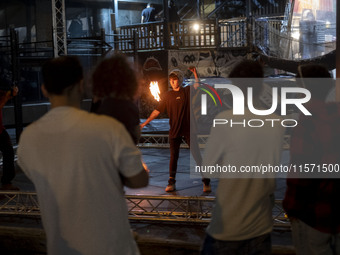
[116,18,254,52]
[254,18,283,56]
[177,20,217,49]
[254,17,336,60]
[0,35,11,50]
[116,19,253,52]
[118,22,162,51]
[67,37,112,57]
[117,20,218,52]
[219,18,248,48]
[138,134,291,150]
[17,41,54,60]
[0,191,289,228]
[127,195,214,223]
[252,2,287,18]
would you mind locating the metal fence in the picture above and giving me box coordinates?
[138,134,291,150]
[254,18,283,56]
[118,20,218,52]
[0,191,290,228]
[219,18,248,48]
[116,19,252,51]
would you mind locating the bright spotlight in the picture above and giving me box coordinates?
[193,23,200,31]
[292,31,300,40]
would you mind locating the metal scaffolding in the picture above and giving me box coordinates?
[138,134,291,150]
[51,0,67,57]
[127,195,214,223]
[0,192,290,229]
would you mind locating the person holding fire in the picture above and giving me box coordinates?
[141,67,211,193]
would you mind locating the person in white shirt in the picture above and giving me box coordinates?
[18,56,148,255]
[201,60,285,255]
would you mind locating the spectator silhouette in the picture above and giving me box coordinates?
[141,3,156,23]
[91,54,150,172]
[0,74,19,191]
[168,0,180,38]
[91,54,140,145]
[201,60,285,255]
[18,56,148,255]
[168,0,180,23]
[299,10,317,59]
[141,3,157,46]
[68,14,84,38]
[283,64,340,255]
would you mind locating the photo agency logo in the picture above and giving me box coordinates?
[198,83,223,113]
[200,82,312,128]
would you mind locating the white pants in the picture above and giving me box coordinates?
[291,218,340,255]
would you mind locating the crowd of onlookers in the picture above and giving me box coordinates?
[0,53,339,254]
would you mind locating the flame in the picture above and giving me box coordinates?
[149,81,160,101]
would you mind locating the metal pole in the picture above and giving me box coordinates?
[202,0,204,18]
[100,28,105,56]
[113,0,119,28]
[133,30,138,70]
[113,0,119,51]
[10,28,23,143]
[246,0,251,18]
[246,0,253,49]
[197,0,201,19]
[163,0,169,49]
[216,18,220,49]
[51,0,67,57]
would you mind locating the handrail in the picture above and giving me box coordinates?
[117,20,218,52]
[0,191,289,228]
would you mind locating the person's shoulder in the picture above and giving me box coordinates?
[86,110,123,126]
[86,112,134,140]
[100,98,139,118]
[103,98,137,109]
[18,118,43,144]
[20,121,36,136]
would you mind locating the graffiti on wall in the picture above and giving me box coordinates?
[138,50,249,117]
[168,50,247,79]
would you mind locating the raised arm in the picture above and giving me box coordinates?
[189,66,200,89]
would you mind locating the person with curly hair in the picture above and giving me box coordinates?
[91,54,141,144]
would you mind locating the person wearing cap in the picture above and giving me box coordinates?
[0,74,19,191]
[141,67,211,192]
